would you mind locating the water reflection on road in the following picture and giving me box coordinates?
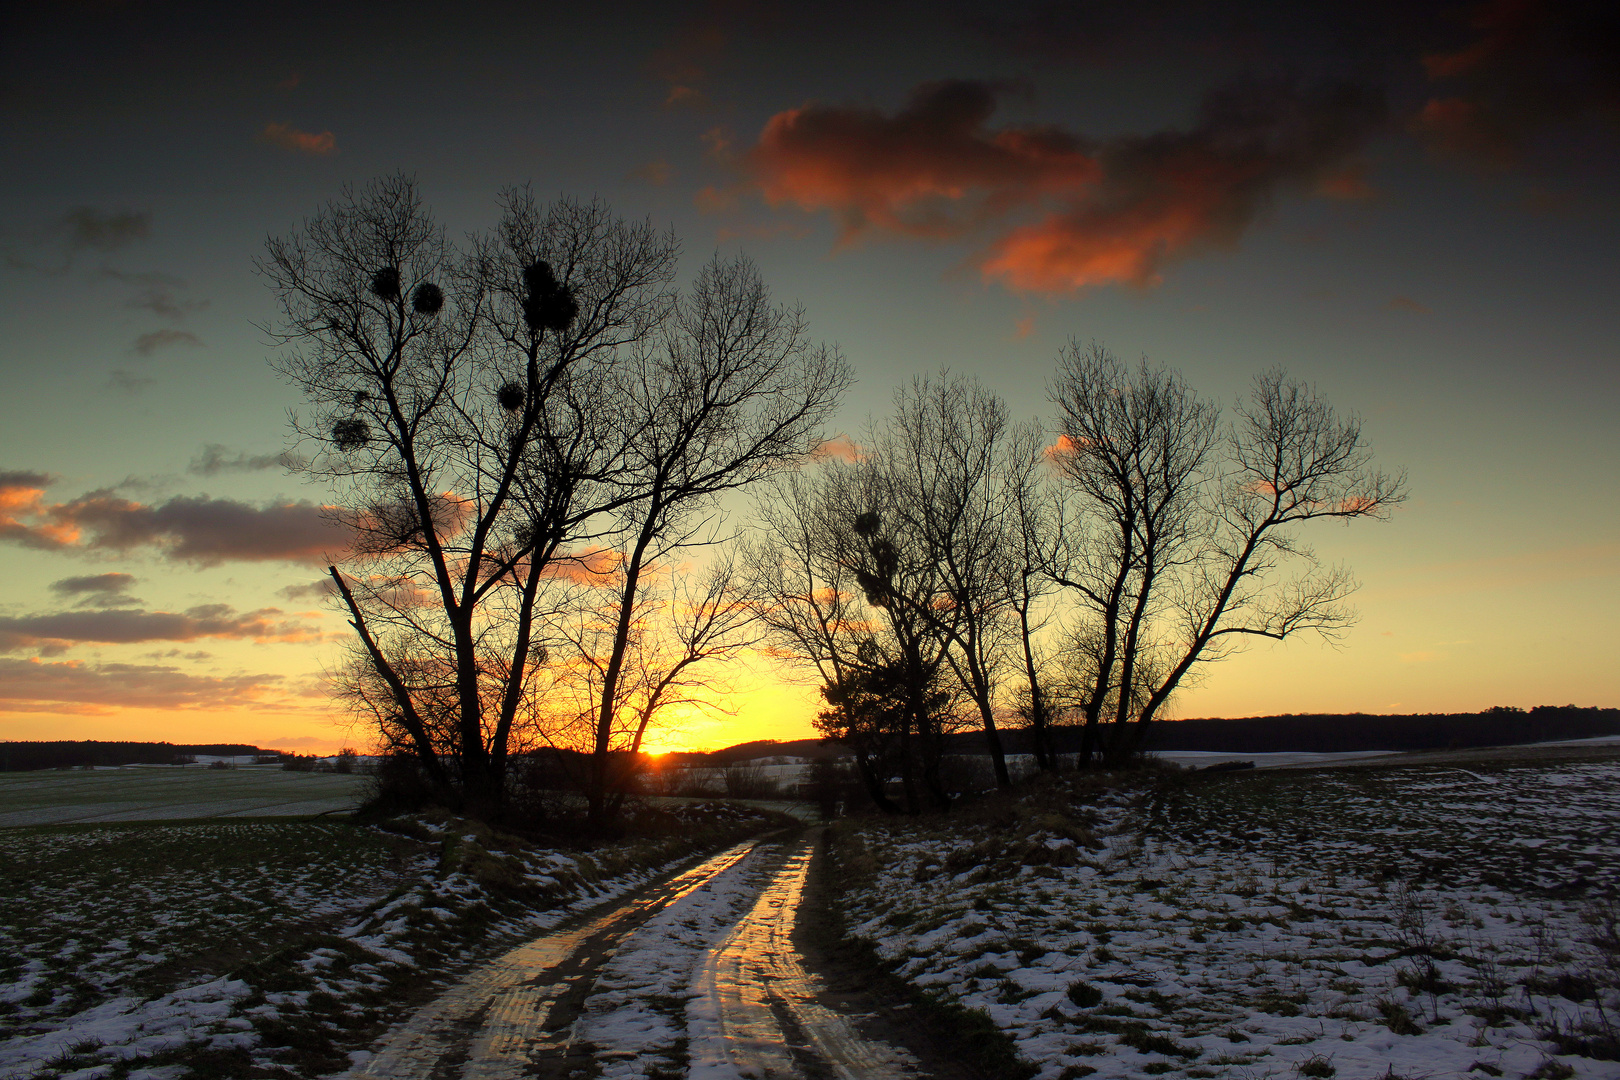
[689,835,915,1080]
[349,830,914,1079]
[348,840,759,1079]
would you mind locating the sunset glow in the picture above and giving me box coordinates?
[2,2,1617,756]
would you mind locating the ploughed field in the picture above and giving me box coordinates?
[834,755,1620,1080]
[0,767,367,827]
[0,798,776,1080]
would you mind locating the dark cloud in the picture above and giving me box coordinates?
[0,656,287,713]
[739,77,1385,292]
[3,208,153,275]
[97,267,184,287]
[189,445,304,476]
[50,573,140,606]
[132,328,202,355]
[109,369,157,393]
[0,477,347,565]
[1414,0,1620,166]
[257,122,336,155]
[0,605,322,655]
[278,577,338,602]
[142,649,215,661]
[0,470,53,490]
[64,494,344,565]
[127,287,208,321]
[60,207,151,254]
[965,0,1193,63]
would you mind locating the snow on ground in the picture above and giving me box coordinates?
[0,768,367,826]
[576,840,789,1079]
[0,819,419,1078]
[838,759,1620,1080]
[0,804,774,1079]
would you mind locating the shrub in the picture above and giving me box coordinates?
[1067,981,1104,1008]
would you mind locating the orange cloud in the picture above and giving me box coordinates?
[1316,162,1376,200]
[350,491,472,557]
[695,185,739,213]
[0,656,291,713]
[1388,296,1431,314]
[746,81,1098,245]
[981,201,1212,292]
[648,11,730,109]
[1042,434,1079,463]
[1013,313,1035,340]
[258,122,336,155]
[544,547,624,585]
[631,158,674,186]
[738,78,1385,292]
[0,472,78,548]
[809,435,862,463]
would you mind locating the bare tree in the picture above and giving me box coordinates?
[546,551,758,820]
[262,178,844,821]
[745,466,958,812]
[1007,426,1063,771]
[572,255,850,825]
[867,374,1044,788]
[1046,343,1219,765]
[1046,343,1405,764]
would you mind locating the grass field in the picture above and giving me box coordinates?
[0,767,367,826]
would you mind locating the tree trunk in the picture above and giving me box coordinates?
[853,753,900,814]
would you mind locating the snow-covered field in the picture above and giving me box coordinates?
[0,803,775,1079]
[0,767,367,826]
[836,758,1620,1079]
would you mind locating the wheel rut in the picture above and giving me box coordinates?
[351,826,958,1079]
[346,838,763,1079]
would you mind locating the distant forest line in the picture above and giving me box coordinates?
[3,707,1615,771]
[695,706,1620,763]
[0,742,266,772]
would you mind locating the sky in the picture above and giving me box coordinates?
[2,0,1617,754]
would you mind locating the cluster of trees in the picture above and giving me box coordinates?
[263,177,847,825]
[267,177,1401,825]
[744,346,1403,812]
[0,742,264,771]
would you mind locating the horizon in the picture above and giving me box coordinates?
[3,1,1618,756]
[6,703,1617,760]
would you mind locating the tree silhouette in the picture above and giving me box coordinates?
[262,177,845,821]
[1046,343,1406,764]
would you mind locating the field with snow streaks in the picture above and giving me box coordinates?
[0,821,420,1059]
[0,803,775,1080]
[836,758,1620,1080]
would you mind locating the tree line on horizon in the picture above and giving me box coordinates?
[262,175,1403,825]
[5,706,1614,773]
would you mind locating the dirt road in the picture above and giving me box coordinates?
[347,829,920,1080]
